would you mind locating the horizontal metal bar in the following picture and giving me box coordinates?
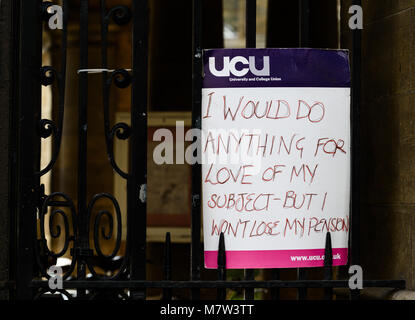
[45,200,73,207]
[31,279,405,290]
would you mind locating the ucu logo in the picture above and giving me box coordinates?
[209,56,270,77]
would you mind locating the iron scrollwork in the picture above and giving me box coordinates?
[106,5,132,26]
[34,288,74,301]
[65,2,134,282]
[34,1,73,283]
[37,0,68,177]
[85,193,125,280]
[34,0,135,298]
[101,4,133,180]
[82,1,134,280]
[36,192,78,280]
[103,69,132,179]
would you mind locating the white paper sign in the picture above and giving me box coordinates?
[202,49,351,269]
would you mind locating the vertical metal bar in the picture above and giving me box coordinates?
[299,0,310,47]
[270,269,280,300]
[246,0,256,48]
[217,232,226,301]
[350,0,362,301]
[297,269,308,300]
[8,0,20,300]
[191,0,203,300]
[297,0,310,301]
[130,0,149,300]
[265,1,280,299]
[244,0,256,300]
[15,0,42,300]
[100,0,108,112]
[244,269,255,300]
[77,0,89,299]
[323,232,333,300]
[350,0,361,272]
[163,232,172,300]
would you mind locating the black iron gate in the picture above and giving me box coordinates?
[7,0,406,300]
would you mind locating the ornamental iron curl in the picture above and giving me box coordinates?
[105,5,132,26]
[111,68,132,89]
[31,0,138,293]
[38,118,57,139]
[111,121,131,141]
[36,0,68,177]
[86,193,127,279]
[34,288,74,301]
[40,66,57,87]
[101,2,133,180]
[36,192,77,280]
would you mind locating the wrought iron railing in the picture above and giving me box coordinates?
[6,0,405,300]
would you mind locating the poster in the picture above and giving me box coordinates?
[202,48,351,269]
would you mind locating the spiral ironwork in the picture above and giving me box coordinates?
[36,192,77,280]
[85,193,127,280]
[40,66,57,87]
[34,288,74,301]
[29,0,146,300]
[111,68,132,89]
[100,3,133,181]
[106,5,132,26]
[36,0,68,177]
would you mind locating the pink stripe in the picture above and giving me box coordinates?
[204,248,348,269]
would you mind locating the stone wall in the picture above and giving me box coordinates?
[342,0,415,290]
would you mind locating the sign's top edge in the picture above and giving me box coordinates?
[202,48,351,88]
[203,48,350,53]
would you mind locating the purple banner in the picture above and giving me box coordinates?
[203,48,350,88]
